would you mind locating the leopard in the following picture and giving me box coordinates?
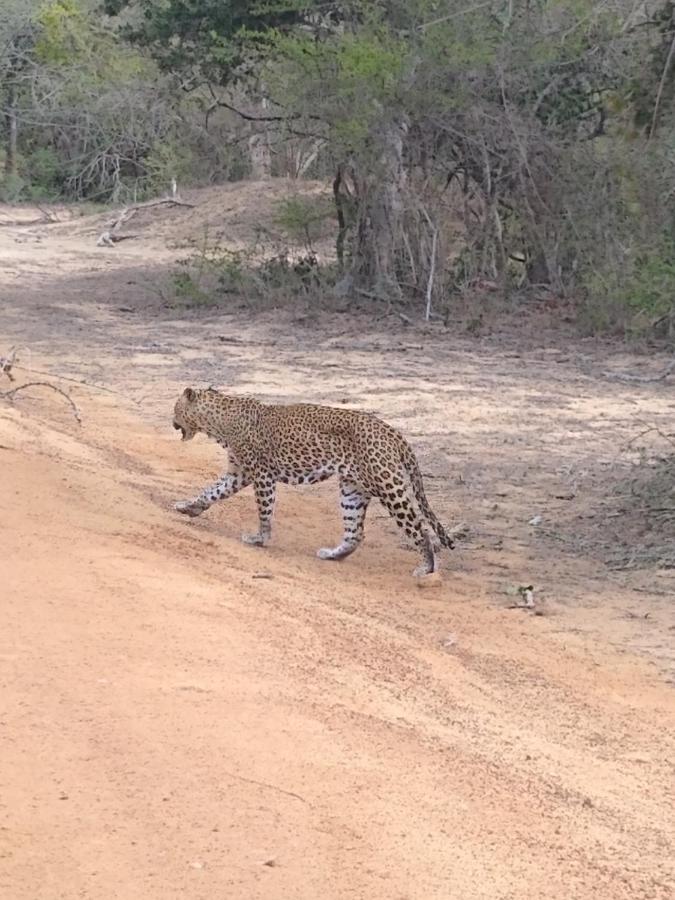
[172,387,455,579]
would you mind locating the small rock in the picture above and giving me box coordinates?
[528,515,542,526]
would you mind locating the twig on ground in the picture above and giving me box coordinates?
[222,769,307,805]
[0,381,82,424]
[623,421,675,459]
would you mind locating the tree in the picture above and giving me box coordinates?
[0,0,187,201]
[7,0,674,331]
[0,1,40,178]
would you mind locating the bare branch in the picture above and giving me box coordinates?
[0,381,82,425]
[206,84,321,123]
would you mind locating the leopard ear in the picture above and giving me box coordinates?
[183,387,196,402]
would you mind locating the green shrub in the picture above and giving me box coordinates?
[24,147,62,198]
[272,195,334,251]
[0,172,27,203]
[144,140,198,196]
[582,240,675,338]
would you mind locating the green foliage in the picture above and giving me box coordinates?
[144,140,198,195]
[24,146,61,196]
[167,223,325,308]
[35,0,88,65]
[101,0,315,83]
[169,229,247,306]
[583,240,675,338]
[272,194,333,250]
[0,171,27,203]
[4,0,675,336]
[269,23,411,154]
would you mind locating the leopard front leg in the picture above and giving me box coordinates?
[241,474,276,547]
[175,468,250,518]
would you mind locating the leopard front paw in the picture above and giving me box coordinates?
[241,531,269,547]
[174,499,207,518]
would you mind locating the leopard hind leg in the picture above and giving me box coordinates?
[378,477,438,577]
[317,477,371,561]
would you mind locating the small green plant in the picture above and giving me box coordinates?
[169,269,211,305]
[168,228,250,306]
[272,195,333,252]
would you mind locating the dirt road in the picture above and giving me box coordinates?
[1,188,674,899]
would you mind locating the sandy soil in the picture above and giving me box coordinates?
[1,183,674,899]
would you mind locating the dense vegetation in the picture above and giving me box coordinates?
[2,1,675,333]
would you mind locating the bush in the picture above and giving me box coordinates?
[272,195,334,251]
[24,147,62,198]
[0,172,27,203]
[144,140,199,196]
[583,241,675,338]
[165,226,325,309]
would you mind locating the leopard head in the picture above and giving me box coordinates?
[173,386,259,444]
[173,386,202,441]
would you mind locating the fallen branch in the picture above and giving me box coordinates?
[603,358,675,383]
[10,361,131,402]
[96,232,140,247]
[97,196,195,246]
[0,207,57,227]
[625,422,675,450]
[0,381,82,425]
[2,347,123,400]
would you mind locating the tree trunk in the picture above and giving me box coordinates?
[248,132,271,179]
[526,250,550,285]
[333,163,355,272]
[248,96,271,179]
[345,116,409,298]
[5,82,18,177]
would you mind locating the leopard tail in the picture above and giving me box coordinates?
[405,455,455,550]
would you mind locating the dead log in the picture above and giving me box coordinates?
[96,196,195,247]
